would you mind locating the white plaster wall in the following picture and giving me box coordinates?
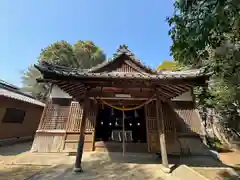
[50,85,72,99]
[172,90,193,101]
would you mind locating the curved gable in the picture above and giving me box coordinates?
[89,45,156,74]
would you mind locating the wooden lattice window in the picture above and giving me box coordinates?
[66,102,83,132]
[2,108,26,124]
[39,104,70,130]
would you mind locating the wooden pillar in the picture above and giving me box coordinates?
[73,92,90,173]
[156,96,169,171]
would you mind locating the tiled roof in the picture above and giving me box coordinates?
[35,61,208,80]
[88,45,155,74]
[0,80,45,107]
[0,79,20,90]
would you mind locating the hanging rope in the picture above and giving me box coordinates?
[99,95,155,111]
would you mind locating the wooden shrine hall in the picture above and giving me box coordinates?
[32,45,210,172]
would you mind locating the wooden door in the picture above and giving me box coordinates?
[145,101,160,152]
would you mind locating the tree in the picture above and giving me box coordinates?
[157,60,182,71]
[168,0,240,130]
[21,40,106,101]
[21,65,49,100]
[73,40,106,69]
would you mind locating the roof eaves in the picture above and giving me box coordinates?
[36,61,208,80]
[0,88,45,107]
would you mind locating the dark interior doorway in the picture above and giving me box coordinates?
[95,105,147,143]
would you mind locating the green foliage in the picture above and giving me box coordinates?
[21,65,49,101]
[206,136,230,152]
[168,0,240,67]
[73,40,106,69]
[21,40,106,101]
[168,0,240,129]
[157,60,182,71]
[39,40,106,69]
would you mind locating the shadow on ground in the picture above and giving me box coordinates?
[28,162,164,180]
[0,142,239,180]
[167,154,240,180]
[0,152,166,180]
[0,164,46,180]
[218,170,239,180]
[0,142,32,156]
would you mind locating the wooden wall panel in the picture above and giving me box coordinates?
[31,132,65,152]
[65,133,92,142]
[115,62,137,72]
[162,103,177,133]
[147,131,160,152]
[94,57,141,73]
[52,99,98,153]
[64,143,93,152]
[163,101,203,135]
[94,142,148,153]
[145,100,182,154]
[63,132,95,152]
[64,141,92,152]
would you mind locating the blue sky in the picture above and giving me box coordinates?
[0,0,174,87]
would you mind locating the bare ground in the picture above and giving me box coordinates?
[1,142,239,180]
[0,142,166,180]
[190,151,240,180]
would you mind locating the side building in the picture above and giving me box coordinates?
[0,80,45,144]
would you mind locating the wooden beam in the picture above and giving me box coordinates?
[159,86,179,97]
[88,91,156,99]
[175,85,189,92]
[39,76,206,101]
[156,87,173,99]
[56,81,86,93]
[90,97,156,100]
[156,95,169,170]
[163,85,184,94]
[39,75,207,87]
[73,90,90,173]
[87,81,149,88]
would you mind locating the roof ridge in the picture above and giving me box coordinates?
[37,61,89,73]
[89,44,156,73]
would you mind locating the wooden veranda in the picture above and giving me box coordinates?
[33,45,209,173]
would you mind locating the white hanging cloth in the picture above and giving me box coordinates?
[111,107,114,116]
[134,110,139,118]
